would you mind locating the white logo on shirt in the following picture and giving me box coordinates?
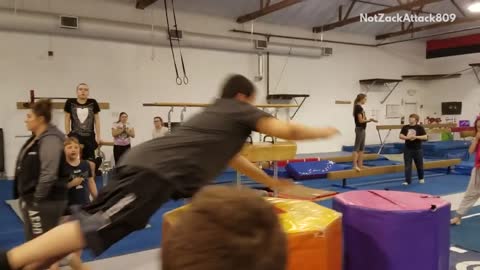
[408,129,417,137]
[76,107,89,124]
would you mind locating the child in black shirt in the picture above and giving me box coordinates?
[61,138,98,270]
[399,114,428,185]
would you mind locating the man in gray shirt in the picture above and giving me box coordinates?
[1,74,339,270]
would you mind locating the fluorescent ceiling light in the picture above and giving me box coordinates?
[468,1,480,12]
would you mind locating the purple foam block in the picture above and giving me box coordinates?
[333,190,450,270]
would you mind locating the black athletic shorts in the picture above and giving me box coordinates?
[72,166,176,256]
[20,198,67,240]
[69,133,97,162]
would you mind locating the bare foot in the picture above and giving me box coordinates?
[354,166,361,172]
[450,216,461,225]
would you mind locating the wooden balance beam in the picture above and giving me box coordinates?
[376,123,457,130]
[327,159,461,188]
[240,142,337,201]
[321,154,380,163]
[143,102,299,108]
[375,123,457,154]
[16,102,110,110]
[241,142,297,162]
[17,90,110,110]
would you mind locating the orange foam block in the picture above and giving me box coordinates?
[162,197,342,270]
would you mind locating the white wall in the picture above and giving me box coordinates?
[0,0,430,177]
[422,53,480,124]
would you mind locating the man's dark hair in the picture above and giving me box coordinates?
[220,74,256,99]
[162,185,287,270]
[31,99,53,123]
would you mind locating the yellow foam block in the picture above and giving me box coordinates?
[162,197,342,270]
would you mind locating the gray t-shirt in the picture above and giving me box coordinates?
[121,98,271,193]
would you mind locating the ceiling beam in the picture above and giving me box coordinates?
[136,0,158,10]
[356,0,437,15]
[313,0,442,32]
[376,16,480,40]
[344,0,357,20]
[450,0,466,17]
[236,0,303,24]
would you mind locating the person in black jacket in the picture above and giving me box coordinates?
[13,99,67,270]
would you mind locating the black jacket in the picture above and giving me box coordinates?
[14,125,68,202]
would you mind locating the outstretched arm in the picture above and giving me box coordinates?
[228,154,292,189]
[255,117,339,141]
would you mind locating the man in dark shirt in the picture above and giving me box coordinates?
[400,114,428,185]
[1,74,339,270]
[64,83,102,176]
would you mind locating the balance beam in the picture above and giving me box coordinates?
[321,154,380,163]
[99,141,114,147]
[241,142,297,162]
[238,142,335,200]
[376,123,457,130]
[17,90,110,110]
[460,130,475,138]
[376,123,457,154]
[17,102,110,110]
[143,102,299,108]
[327,159,461,188]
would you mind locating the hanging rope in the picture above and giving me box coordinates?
[164,0,183,85]
[150,8,155,61]
[273,46,292,93]
[170,0,188,84]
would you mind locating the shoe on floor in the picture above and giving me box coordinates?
[402,182,409,186]
[419,179,425,184]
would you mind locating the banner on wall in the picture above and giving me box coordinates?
[426,33,480,59]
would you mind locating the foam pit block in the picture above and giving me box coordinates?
[333,190,450,270]
[163,198,343,270]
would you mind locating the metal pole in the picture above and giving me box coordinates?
[167,107,174,132]
[180,106,187,122]
[274,108,279,143]
[273,161,278,196]
[236,171,242,187]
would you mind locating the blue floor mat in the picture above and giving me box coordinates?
[451,205,480,253]
[352,174,470,196]
[0,160,472,261]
